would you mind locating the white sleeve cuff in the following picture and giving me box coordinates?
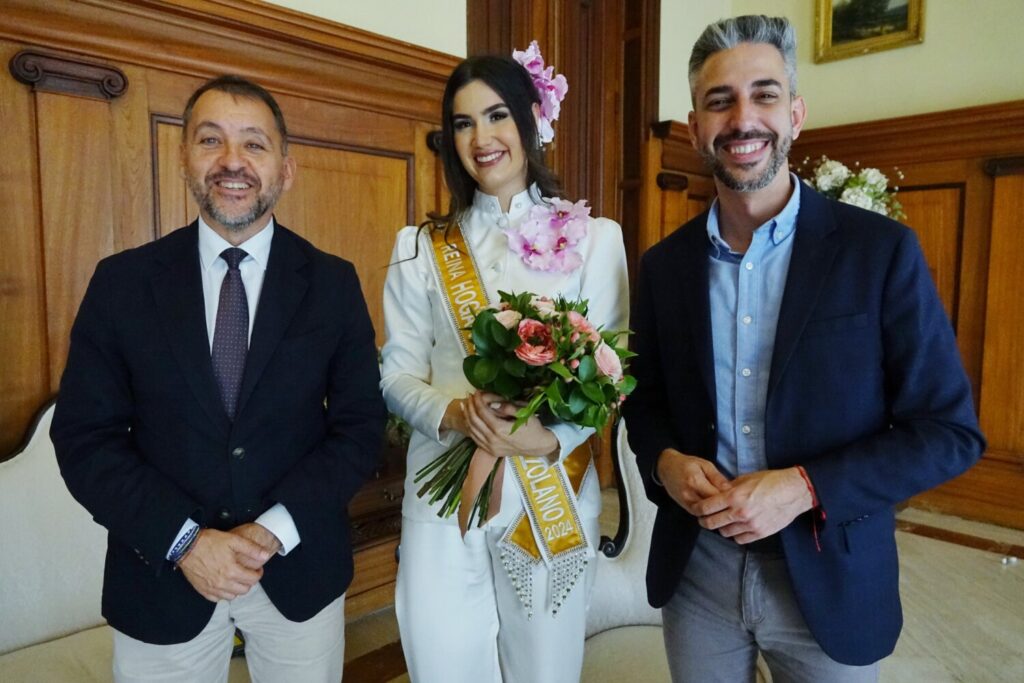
[255,503,301,555]
[546,421,594,463]
[166,518,200,560]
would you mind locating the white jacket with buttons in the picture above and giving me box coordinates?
[381,187,630,525]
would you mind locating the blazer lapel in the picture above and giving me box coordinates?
[150,223,232,434]
[768,188,841,398]
[674,219,717,405]
[235,224,309,419]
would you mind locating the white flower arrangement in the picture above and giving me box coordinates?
[798,155,905,220]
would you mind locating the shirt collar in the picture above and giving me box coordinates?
[471,184,542,222]
[198,215,274,271]
[706,172,802,257]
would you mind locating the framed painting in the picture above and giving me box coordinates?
[815,0,925,63]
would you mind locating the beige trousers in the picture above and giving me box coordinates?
[112,582,345,683]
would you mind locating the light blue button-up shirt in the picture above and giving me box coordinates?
[707,174,801,478]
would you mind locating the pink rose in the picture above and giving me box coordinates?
[515,319,556,366]
[567,311,601,343]
[594,342,623,382]
[494,309,523,330]
[530,296,556,316]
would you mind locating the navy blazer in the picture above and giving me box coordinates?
[622,185,984,665]
[51,221,386,644]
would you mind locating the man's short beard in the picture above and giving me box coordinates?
[699,131,793,192]
[188,176,284,232]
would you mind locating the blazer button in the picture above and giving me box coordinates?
[708,422,716,432]
[218,508,232,521]
[232,447,245,459]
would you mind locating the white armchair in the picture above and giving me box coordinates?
[582,419,669,681]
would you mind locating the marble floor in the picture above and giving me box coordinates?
[341,502,1024,683]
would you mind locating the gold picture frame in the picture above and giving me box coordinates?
[815,0,925,63]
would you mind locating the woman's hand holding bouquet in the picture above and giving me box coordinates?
[415,291,636,532]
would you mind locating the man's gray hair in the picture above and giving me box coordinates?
[689,15,797,101]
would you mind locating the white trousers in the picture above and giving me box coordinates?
[112,582,345,683]
[396,516,599,683]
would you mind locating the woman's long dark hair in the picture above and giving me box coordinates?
[429,54,564,231]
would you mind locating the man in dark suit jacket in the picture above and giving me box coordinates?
[51,75,385,681]
[622,16,984,682]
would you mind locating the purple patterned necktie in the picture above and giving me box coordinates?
[212,247,249,420]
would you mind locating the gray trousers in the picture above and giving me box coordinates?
[662,529,880,683]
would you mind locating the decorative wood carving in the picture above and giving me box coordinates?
[984,156,1024,177]
[426,130,443,154]
[656,171,688,192]
[9,50,127,100]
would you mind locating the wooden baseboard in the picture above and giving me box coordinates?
[910,457,1024,530]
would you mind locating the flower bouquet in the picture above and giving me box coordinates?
[797,155,906,220]
[414,291,636,528]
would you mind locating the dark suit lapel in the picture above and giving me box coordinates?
[768,188,840,397]
[235,224,309,419]
[674,219,716,404]
[150,223,232,434]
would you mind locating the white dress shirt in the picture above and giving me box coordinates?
[167,217,300,559]
[380,186,630,525]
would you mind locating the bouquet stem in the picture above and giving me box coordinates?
[414,437,502,530]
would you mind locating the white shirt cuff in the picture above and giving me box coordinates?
[255,503,301,555]
[166,518,200,560]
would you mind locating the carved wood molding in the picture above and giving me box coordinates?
[9,50,128,100]
[984,156,1024,177]
[793,100,1024,167]
[2,0,459,122]
[656,171,688,192]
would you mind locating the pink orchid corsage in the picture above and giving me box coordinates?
[505,198,590,273]
[512,40,568,144]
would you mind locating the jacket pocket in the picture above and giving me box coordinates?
[841,510,895,553]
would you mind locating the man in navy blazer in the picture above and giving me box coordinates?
[51,76,385,681]
[622,16,983,682]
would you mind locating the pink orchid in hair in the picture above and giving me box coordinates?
[512,40,568,144]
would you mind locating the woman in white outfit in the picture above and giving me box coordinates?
[380,52,629,683]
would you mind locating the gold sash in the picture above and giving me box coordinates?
[428,223,593,616]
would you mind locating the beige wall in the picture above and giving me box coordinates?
[660,0,1024,128]
[263,0,466,57]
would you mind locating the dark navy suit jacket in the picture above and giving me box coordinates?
[51,221,386,644]
[622,185,984,665]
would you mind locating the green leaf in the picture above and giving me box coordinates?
[463,357,483,389]
[618,375,638,395]
[578,355,597,382]
[580,380,604,404]
[503,357,527,377]
[471,322,493,355]
[493,372,520,400]
[568,387,590,415]
[473,357,500,385]
[485,316,511,347]
[548,361,572,380]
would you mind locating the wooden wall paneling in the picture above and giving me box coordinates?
[894,184,962,321]
[978,171,1024,461]
[274,142,411,347]
[36,91,118,391]
[154,118,195,236]
[0,41,49,457]
[346,537,400,618]
[109,63,157,252]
